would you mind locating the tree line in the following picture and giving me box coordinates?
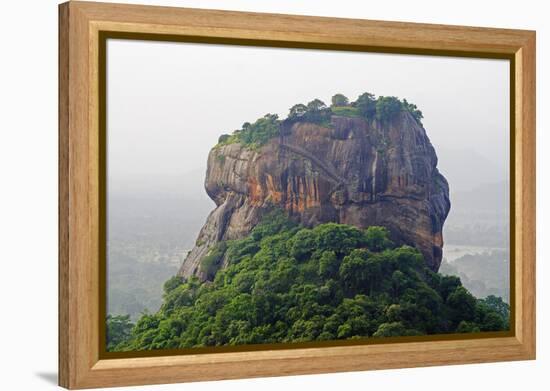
[216,93,424,148]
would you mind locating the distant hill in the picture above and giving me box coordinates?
[444,181,509,247]
[437,148,506,193]
[451,181,509,214]
[440,249,510,302]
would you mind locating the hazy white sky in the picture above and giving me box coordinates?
[107,39,509,194]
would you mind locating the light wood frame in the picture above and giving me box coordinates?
[59,1,536,389]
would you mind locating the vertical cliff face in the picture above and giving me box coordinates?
[178,112,450,279]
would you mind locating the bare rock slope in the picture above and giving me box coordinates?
[179,112,450,279]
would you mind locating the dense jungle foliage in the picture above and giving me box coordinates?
[108,210,509,352]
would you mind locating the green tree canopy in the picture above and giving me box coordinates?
[375,96,403,124]
[288,103,308,120]
[331,93,349,107]
[353,92,377,119]
[307,98,328,112]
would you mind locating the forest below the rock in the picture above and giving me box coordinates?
[107,210,509,352]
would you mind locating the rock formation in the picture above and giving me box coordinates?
[178,112,450,279]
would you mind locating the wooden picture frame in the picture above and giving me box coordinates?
[59,1,536,389]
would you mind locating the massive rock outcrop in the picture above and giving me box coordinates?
[178,112,450,279]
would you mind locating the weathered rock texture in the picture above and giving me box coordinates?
[178,113,450,279]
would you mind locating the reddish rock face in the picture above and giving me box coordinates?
[178,113,450,279]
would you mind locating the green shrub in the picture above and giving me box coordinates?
[199,242,227,280]
[218,134,231,144]
[237,114,280,147]
[217,114,280,148]
[163,276,184,296]
[402,99,424,125]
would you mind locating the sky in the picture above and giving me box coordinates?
[107,39,510,196]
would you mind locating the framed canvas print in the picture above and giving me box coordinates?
[58,1,536,389]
